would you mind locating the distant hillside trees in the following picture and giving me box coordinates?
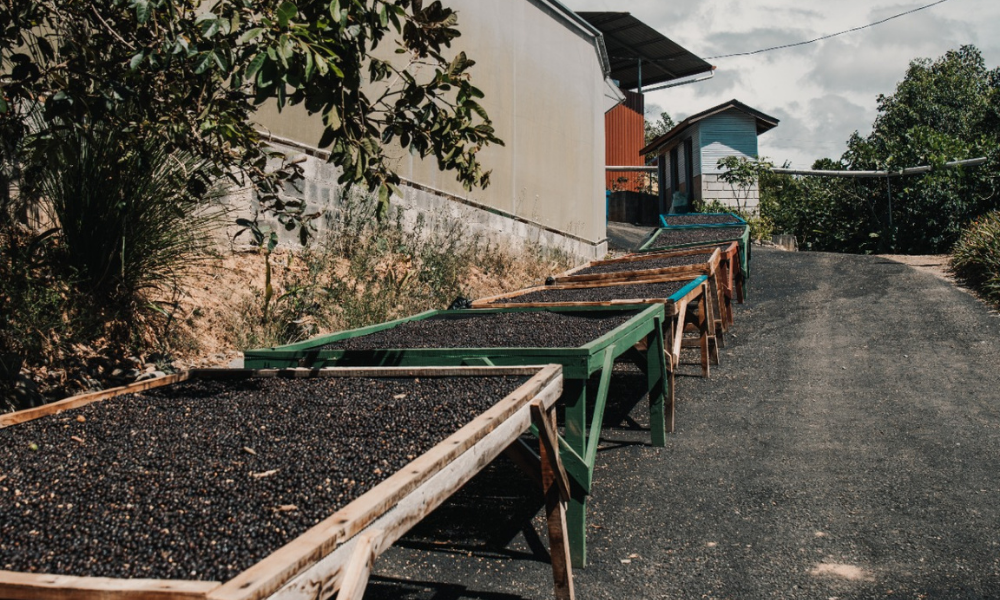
[762,45,1000,253]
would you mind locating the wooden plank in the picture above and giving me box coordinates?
[0,367,552,429]
[536,405,575,600]
[473,271,704,307]
[208,367,563,600]
[331,530,379,600]
[257,374,565,600]
[0,571,217,600]
[530,401,570,503]
[191,366,550,379]
[0,373,189,428]
[550,248,721,285]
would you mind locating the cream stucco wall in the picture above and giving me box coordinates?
[253,0,608,251]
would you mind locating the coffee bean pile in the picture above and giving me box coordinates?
[662,214,741,226]
[0,374,528,582]
[492,280,689,305]
[647,226,745,250]
[574,253,707,276]
[321,310,641,350]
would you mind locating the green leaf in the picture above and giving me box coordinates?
[193,51,215,75]
[324,105,341,130]
[246,52,267,80]
[135,0,151,24]
[200,19,221,39]
[0,97,7,114]
[276,1,297,28]
[303,47,315,80]
[129,52,145,71]
[212,51,228,72]
[238,27,266,44]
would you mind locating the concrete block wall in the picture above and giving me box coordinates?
[700,174,759,212]
[223,149,607,262]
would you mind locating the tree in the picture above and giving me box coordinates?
[0,0,503,233]
[644,111,674,144]
[839,45,1000,253]
[759,46,1000,254]
[716,155,772,213]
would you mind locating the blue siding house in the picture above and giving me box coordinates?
[641,99,778,213]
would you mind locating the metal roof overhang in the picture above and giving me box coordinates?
[577,12,714,91]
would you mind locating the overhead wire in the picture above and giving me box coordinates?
[703,0,953,60]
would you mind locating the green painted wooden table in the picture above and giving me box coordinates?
[244,304,670,568]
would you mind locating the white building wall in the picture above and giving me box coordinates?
[251,0,608,259]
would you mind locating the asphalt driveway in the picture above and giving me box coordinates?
[368,248,1000,599]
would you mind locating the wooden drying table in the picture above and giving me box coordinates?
[638,232,749,305]
[658,211,747,228]
[549,247,732,335]
[472,273,717,378]
[0,366,571,600]
[243,305,670,568]
[638,224,751,293]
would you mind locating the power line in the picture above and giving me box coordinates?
[704,0,953,60]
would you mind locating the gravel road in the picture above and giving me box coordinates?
[368,247,1000,599]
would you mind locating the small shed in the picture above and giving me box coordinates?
[641,99,778,213]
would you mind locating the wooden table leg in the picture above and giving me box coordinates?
[562,378,588,568]
[532,402,575,600]
[336,529,381,600]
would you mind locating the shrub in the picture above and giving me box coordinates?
[30,117,225,313]
[951,210,1000,306]
[691,199,773,243]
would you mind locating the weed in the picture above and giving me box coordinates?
[227,189,574,349]
[691,199,774,242]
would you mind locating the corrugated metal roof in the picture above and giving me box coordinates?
[577,12,713,90]
[641,99,780,156]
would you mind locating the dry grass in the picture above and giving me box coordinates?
[164,234,574,367]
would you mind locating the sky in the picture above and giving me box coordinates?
[562,0,1000,168]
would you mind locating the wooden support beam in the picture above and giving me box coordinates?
[334,530,380,600]
[531,402,570,503]
[533,404,575,600]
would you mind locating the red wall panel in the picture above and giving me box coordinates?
[605,91,646,191]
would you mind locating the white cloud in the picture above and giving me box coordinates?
[562,0,1000,168]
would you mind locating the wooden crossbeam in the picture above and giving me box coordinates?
[333,530,380,600]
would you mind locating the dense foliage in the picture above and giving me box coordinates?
[761,46,1000,254]
[0,0,503,403]
[1,0,501,227]
[645,111,674,144]
[951,210,1000,306]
